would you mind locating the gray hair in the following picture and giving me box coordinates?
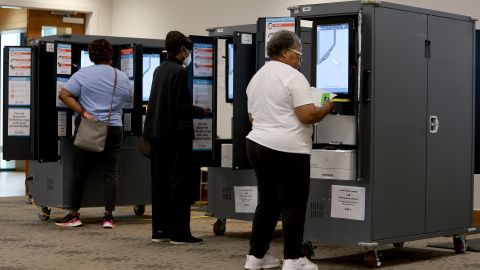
[266,30,302,58]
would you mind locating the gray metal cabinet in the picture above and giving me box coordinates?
[372,5,474,241]
[291,1,475,255]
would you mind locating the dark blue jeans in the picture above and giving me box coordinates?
[246,139,310,259]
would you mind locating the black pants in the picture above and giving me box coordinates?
[70,124,123,212]
[150,139,194,240]
[246,139,310,259]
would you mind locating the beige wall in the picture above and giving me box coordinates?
[6,0,479,39]
[111,0,480,39]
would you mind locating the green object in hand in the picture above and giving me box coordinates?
[321,93,330,105]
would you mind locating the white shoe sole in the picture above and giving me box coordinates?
[152,238,169,242]
[103,223,114,229]
[245,264,280,270]
[169,240,204,245]
[55,221,83,227]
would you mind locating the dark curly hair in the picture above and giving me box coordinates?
[88,39,113,64]
[266,30,301,58]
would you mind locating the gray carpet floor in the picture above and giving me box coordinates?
[1,196,480,270]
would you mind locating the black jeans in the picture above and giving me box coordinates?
[150,139,194,241]
[70,124,123,212]
[246,139,310,259]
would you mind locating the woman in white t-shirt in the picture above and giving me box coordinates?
[244,30,333,270]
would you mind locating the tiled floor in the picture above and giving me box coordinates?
[0,171,26,197]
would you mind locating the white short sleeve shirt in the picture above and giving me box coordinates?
[246,61,314,154]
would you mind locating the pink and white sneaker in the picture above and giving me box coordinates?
[102,213,115,229]
[55,213,82,227]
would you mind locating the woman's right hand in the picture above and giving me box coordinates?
[82,111,97,121]
[323,100,334,113]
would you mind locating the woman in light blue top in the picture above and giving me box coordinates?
[56,39,131,229]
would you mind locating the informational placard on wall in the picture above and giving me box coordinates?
[193,119,212,150]
[56,77,68,108]
[193,79,212,109]
[56,44,72,75]
[234,186,258,213]
[8,47,31,77]
[8,77,30,105]
[120,48,134,78]
[57,111,67,137]
[331,185,365,221]
[193,43,213,77]
[8,108,30,136]
[265,17,296,56]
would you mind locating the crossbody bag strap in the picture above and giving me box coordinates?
[106,67,118,125]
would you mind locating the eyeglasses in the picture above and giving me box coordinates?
[288,48,303,61]
[182,46,192,55]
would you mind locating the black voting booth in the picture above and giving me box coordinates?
[3,35,166,219]
[201,24,260,235]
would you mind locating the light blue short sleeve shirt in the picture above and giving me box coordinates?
[63,64,132,126]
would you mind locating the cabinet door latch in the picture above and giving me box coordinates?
[429,115,439,133]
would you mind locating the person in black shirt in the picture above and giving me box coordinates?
[143,31,207,244]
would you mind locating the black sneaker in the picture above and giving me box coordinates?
[170,235,203,245]
[152,231,170,242]
[102,213,115,229]
[55,213,82,227]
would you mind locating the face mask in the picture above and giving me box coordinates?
[183,49,192,67]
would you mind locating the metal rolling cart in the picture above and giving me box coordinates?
[281,1,476,267]
[3,35,166,220]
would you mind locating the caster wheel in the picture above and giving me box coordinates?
[365,250,381,269]
[38,206,51,221]
[213,218,226,236]
[453,235,467,254]
[393,242,404,248]
[301,242,314,259]
[134,205,145,216]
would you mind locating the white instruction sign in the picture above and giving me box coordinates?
[120,48,134,78]
[8,108,30,136]
[331,185,365,221]
[193,79,212,109]
[265,17,295,56]
[241,33,253,45]
[8,47,31,76]
[234,186,258,213]
[57,44,72,75]
[193,119,212,150]
[122,80,134,109]
[8,77,30,105]
[46,43,55,52]
[123,113,132,132]
[193,43,213,77]
[57,111,67,136]
[56,77,68,108]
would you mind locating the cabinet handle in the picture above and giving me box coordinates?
[425,40,431,59]
[429,115,439,133]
